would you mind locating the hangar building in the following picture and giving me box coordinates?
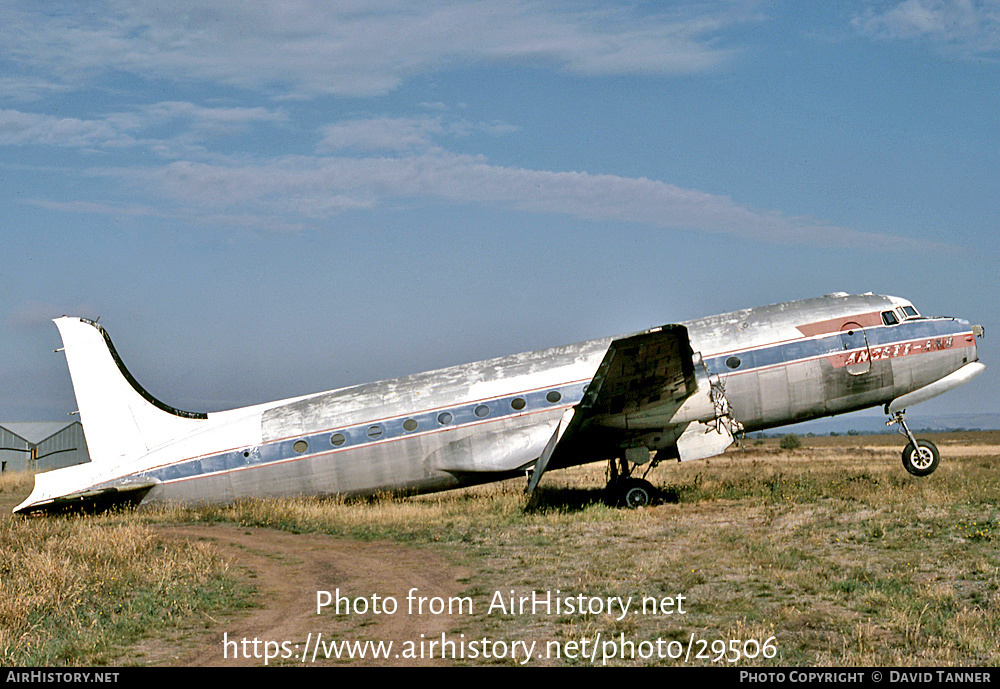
[0,421,91,473]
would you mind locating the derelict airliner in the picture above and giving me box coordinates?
[15,292,985,514]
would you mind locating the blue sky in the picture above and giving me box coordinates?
[1,1,996,423]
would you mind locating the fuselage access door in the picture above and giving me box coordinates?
[840,322,872,375]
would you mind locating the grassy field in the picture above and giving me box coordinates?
[0,472,255,666]
[2,432,999,666]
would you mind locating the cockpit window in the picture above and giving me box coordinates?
[882,311,899,326]
[902,306,919,318]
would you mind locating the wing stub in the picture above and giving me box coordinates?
[581,324,697,419]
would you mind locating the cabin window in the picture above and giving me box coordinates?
[726,356,741,369]
[475,404,490,418]
[438,412,453,425]
[293,440,308,454]
[403,418,418,432]
[882,311,899,326]
[367,425,383,439]
[511,397,526,410]
[546,391,562,403]
[331,433,346,446]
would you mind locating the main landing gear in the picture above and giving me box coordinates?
[606,457,658,508]
[887,410,940,477]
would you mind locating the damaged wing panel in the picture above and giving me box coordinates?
[581,325,695,420]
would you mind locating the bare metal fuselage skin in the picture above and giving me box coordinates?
[15,293,983,514]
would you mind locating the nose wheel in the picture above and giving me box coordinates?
[902,439,940,477]
[888,411,940,477]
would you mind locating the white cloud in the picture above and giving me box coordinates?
[142,102,288,133]
[318,117,446,153]
[0,4,949,253]
[22,199,165,218]
[0,1,753,98]
[88,149,945,251]
[0,108,137,148]
[317,115,516,152]
[0,76,73,103]
[855,0,1000,57]
[0,102,287,153]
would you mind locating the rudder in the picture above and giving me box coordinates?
[54,317,207,465]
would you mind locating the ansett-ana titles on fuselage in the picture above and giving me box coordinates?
[14,292,985,514]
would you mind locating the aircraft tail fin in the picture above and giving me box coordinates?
[53,317,207,465]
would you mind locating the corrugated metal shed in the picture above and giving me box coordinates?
[0,421,91,473]
[0,425,32,473]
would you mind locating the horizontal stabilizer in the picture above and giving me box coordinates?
[14,474,157,515]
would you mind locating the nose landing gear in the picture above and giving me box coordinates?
[888,411,940,477]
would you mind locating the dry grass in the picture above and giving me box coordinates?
[0,470,35,498]
[0,510,254,666]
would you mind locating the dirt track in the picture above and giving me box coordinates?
[148,524,469,666]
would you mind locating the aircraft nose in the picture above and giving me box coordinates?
[970,324,985,362]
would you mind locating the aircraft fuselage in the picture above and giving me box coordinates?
[14,293,984,514]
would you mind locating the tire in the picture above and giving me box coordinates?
[621,479,656,508]
[902,439,939,477]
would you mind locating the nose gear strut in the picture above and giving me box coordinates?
[887,410,940,477]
